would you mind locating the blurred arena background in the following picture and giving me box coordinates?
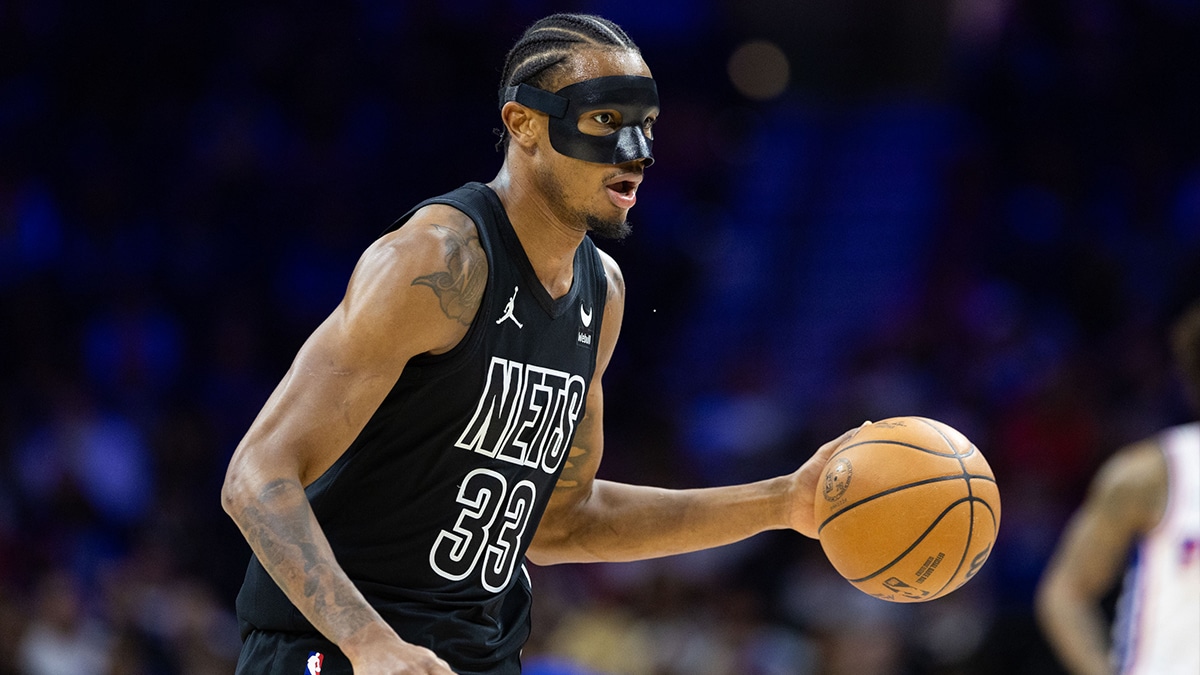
[2,1,1198,673]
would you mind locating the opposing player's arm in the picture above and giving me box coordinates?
[528,251,858,565]
[221,205,477,673]
[1035,440,1168,675]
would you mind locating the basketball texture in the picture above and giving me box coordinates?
[814,416,1001,602]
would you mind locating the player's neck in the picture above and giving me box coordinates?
[488,167,580,300]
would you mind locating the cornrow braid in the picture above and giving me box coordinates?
[495,13,640,151]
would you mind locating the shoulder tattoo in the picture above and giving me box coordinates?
[412,223,486,326]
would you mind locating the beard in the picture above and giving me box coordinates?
[586,213,632,241]
[537,163,632,241]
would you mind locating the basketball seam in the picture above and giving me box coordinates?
[917,417,976,600]
[817,473,996,534]
[854,494,1003,593]
[947,499,1000,594]
[830,438,978,461]
[847,496,985,583]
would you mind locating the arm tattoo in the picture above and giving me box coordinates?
[412,223,486,326]
[557,445,590,489]
[239,478,373,641]
[557,409,597,490]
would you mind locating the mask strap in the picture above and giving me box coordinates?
[502,84,569,119]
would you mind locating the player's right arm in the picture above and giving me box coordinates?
[1034,440,1168,675]
[221,205,480,674]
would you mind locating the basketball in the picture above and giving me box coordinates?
[814,416,1001,603]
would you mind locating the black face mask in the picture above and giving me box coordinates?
[502,75,659,166]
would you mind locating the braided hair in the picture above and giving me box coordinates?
[495,13,640,151]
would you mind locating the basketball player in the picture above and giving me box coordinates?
[221,14,860,675]
[1036,300,1200,675]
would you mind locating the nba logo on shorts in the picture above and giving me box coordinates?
[304,652,323,674]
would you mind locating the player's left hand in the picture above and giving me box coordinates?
[787,423,868,539]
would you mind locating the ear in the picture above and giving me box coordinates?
[500,101,543,150]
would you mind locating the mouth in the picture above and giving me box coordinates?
[604,173,642,210]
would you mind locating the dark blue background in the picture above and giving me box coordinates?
[2,1,1198,673]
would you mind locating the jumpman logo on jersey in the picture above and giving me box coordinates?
[496,286,523,329]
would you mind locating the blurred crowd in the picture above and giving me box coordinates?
[1,1,1198,674]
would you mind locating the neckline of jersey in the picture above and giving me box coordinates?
[475,182,583,321]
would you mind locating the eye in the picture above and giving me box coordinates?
[592,112,617,126]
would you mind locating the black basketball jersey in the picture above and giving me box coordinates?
[235,182,608,674]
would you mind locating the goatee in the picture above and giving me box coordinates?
[587,214,631,241]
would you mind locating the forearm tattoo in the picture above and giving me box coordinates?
[240,478,373,641]
[412,223,486,326]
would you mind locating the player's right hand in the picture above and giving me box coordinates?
[343,624,458,674]
[350,648,456,674]
[787,422,870,539]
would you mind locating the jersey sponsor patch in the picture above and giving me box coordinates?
[576,302,594,347]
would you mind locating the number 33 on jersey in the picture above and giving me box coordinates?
[430,356,586,590]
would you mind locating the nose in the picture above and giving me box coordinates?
[616,157,650,173]
[612,126,654,167]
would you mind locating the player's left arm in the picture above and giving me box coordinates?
[528,251,859,565]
